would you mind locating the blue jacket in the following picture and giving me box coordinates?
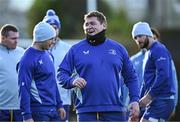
[57,38,140,113]
[18,47,62,120]
[144,41,176,99]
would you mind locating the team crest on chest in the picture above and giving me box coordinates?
[108,49,116,55]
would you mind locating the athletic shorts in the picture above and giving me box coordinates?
[142,98,175,121]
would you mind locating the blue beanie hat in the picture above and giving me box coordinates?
[33,21,56,42]
[43,9,61,29]
[132,22,153,39]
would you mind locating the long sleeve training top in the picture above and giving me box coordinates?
[18,47,62,120]
[0,44,24,109]
[144,41,176,99]
[57,38,140,113]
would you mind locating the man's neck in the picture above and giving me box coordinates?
[32,43,43,51]
[147,38,156,49]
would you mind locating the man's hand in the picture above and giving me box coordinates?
[72,78,87,88]
[139,93,152,107]
[58,107,66,120]
[128,101,140,122]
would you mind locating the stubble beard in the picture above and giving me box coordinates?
[140,37,149,49]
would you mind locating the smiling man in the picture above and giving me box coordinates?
[57,11,140,121]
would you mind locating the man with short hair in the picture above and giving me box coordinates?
[0,24,24,121]
[57,11,140,121]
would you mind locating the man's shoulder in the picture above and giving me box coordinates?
[71,39,87,48]
[151,42,170,57]
[106,38,126,49]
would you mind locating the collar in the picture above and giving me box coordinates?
[86,30,106,46]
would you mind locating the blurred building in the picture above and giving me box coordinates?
[0,0,32,38]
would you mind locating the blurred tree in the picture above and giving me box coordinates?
[27,0,112,39]
[106,10,138,55]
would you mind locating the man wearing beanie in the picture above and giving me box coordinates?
[131,22,176,121]
[17,21,66,121]
[43,9,72,122]
[57,11,140,121]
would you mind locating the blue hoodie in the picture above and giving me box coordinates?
[57,38,140,113]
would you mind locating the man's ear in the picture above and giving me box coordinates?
[1,36,6,43]
[103,23,107,29]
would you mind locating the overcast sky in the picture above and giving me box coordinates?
[10,0,34,11]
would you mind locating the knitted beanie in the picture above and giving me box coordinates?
[132,22,153,39]
[43,9,61,29]
[33,21,56,42]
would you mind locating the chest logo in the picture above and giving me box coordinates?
[108,49,116,55]
[38,59,43,65]
[83,50,89,55]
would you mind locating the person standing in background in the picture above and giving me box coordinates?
[130,28,168,118]
[0,24,24,121]
[151,28,178,118]
[18,22,66,122]
[43,9,72,122]
[57,11,140,122]
[132,22,176,122]
[123,27,178,120]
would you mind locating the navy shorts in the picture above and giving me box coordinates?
[0,110,22,121]
[77,111,127,122]
[31,108,61,121]
[142,98,175,121]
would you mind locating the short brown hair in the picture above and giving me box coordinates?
[0,24,18,37]
[84,11,107,25]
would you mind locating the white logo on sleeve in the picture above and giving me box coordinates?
[38,59,43,64]
[83,50,89,55]
[157,56,166,61]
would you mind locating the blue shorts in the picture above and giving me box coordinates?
[31,108,61,121]
[77,111,127,122]
[142,98,175,121]
[0,109,22,121]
